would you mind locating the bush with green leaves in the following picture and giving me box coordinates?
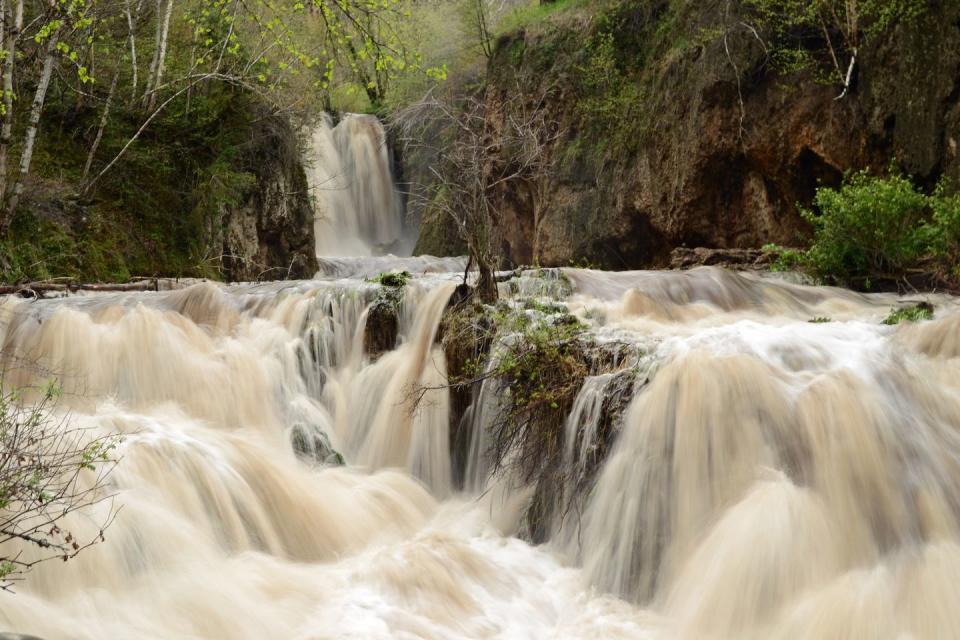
[0,380,119,591]
[762,243,804,272]
[882,302,934,325]
[800,171,932,283]
[774,171,960,287]
[930,180,960,266]
[368,270,413,288]
[744,0,928,89]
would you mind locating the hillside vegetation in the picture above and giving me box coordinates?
[2,0,959,290]
[410,0,960,290]
[0,0,446,282]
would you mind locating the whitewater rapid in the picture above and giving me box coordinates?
[1,264,959,639]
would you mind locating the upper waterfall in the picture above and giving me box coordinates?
[306,113,412,259]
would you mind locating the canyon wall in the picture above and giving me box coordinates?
[415,0,960,269]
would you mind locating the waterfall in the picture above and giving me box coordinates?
[306,113,411,259]
[2,265,960,638]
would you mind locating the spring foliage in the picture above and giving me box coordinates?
[744,0,927,87]
[776,170,960,287]
[0,0,444,242]
[0,380,119,590]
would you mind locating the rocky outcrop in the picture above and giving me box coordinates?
[364,298,400,357]
[415,0,960,270]
[1,93,316,285]
[669,247,775,270]
[218,107,318,281]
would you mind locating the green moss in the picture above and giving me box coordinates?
[2,87,283,284]
[522,298,567,315]
[0,211,135,284]
[496,0,727,159]
[762,243,805,272]
[495,0,591,35]
[368,270,412,288]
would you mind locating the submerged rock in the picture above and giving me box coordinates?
[291,424,344,466]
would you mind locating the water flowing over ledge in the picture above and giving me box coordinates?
[1,264,959,639]
[307,114,416,259]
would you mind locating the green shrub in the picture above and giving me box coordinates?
[575,26,647,152]
[368,270,412,288]
[882,302,934,325]
[762,243,805,272]
[930,179,960,262]
[801,171,930,283]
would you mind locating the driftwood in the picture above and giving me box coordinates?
[0,278,164,298]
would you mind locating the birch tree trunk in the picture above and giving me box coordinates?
[0,0,22,229]
[0,0,7,209]
[142,0,163,105]
[143,0,173,111]
[82,71,119,180]
[149,0,174,111]
[4,29,59,223]
[125,0,139,98]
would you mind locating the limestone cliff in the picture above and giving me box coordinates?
[2,96,316,284]
[216,109,318,281]
[414,0,960,269]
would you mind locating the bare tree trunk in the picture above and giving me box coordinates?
[532,203,543,265]
[0,0,21,222]
[475,250,497,303]
[82,71,119,181]
[143,0,173,111]
[4,30,59,223]
[530,178,552,265]
[124,0,139,98]
[149,0,174,111]
[143,0,163,105]
[835,48,857,100]
[0,0,7,211]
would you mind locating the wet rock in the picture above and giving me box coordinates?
[215,103,318,281]
[291,424,344,466]
[438,297,497,488]
[364,298,400,358]
[669,247,775,270]
[523,365,642,543]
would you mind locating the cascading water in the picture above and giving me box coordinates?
[307,114,412,260]
[1,264,960,639]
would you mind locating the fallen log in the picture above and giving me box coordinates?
[0,279,162,298]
